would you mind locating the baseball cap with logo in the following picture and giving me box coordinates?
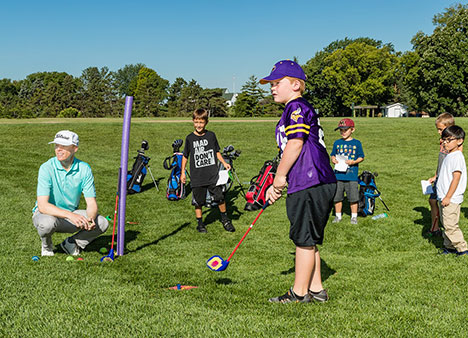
[260,60,307,84]
[48,130,79,146]
[334,118,355,130]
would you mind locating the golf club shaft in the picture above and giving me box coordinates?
[226,201,269,262]
[110,194,119,250]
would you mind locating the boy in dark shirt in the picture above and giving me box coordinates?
[180,109,235,233]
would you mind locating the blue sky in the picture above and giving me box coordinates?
[0,0,459,91]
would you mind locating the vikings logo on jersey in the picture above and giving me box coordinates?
[291,108,303,122]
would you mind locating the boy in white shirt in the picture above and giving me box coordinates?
[437,125,468,255]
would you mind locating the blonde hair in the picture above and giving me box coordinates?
[285,77,306,94]
[436,112,454,127]
[193,108,209,121]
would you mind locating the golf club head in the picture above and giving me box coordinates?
[172,139,183,153]
[100,249,115,263]
[206,255,229,271]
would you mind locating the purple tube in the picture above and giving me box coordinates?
[117,96,133,256]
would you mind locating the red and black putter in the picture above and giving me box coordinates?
[206,201,269,271]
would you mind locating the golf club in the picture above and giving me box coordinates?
[206,201,269,271]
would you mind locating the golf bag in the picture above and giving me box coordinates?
[206,145,243,208]
[127,140,152,194]
[163,139,186,201]
[244,157,279,211]
[358,171,388,217]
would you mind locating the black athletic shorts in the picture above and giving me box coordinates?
[192,184,224,207]
[286,183,336,247]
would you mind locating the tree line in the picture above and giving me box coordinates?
[1,4,467,118]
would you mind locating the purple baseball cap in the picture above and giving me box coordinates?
[260,60,306,84]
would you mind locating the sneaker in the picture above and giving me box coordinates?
[222,219,235,232]
[269,287,311,303]
[332,216,342,223]
[457,250,468,256]
[60,237,81,256]
[439,248,457,255]
[196,224,207,233]
[350,217,358,225]
[309,289,329,303]
[41,247,55,257]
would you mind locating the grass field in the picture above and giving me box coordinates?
[1,117,468,337]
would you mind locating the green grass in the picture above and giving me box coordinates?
[1,117,468,337]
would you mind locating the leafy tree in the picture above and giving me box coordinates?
[79,67,116,117]
[401,3,468,115]
[133,67,169,117]
[232,75,269,117]
[199,88,228,117]
[0,79,20,118]
[112,63,145,97]
[303,38,397,116]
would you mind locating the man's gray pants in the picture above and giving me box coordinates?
[33,210,109,250]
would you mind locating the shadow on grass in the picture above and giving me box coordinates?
[280,255,336,282]
[215,278,235,285]
[127,222,190,253]
[203,186,245,226]
[413,206,443,248]
[85,230,140,254]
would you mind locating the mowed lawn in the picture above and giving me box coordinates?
[1,117,467,337]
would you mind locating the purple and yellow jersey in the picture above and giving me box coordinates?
[275,97,336,194]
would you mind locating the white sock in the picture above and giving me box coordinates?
[351,213,358,218]
[335,213,342,218]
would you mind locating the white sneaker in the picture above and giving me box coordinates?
[60,237,81,256]
[41,247,55,256]
[350,217,358,225]
[332,216,342,223]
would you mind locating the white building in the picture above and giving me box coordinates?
[383,103,407,118]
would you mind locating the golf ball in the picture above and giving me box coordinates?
[32,256,40,261]
[99,247,108,254]
[66,256,74,261]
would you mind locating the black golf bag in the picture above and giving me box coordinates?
[163,139,186,201]
[127,140,152,194]
[358,171,389,217]
[206,145,243,208]
[244,156,279,211]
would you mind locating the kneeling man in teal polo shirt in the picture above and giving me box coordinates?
[33,130,109,256]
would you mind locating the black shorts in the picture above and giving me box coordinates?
[286,183,336,247]
[192,184,224,207]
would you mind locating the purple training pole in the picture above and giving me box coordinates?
[117,96,133,256]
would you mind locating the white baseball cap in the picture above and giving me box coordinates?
[48,130,79,146]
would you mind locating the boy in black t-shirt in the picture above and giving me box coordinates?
[180,109,235,233]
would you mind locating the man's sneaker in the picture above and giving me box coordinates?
[309,289,329,303]
[457,250,468,256]
[196,224,207,233]
[222,219,235,232]
[269,287,311,303]
[60,237,80,256]
[332,216,342,223]
[439,248,457,255]
[41,247,55,257]
[350,217,358,225]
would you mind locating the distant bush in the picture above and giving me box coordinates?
[57,107,81,118]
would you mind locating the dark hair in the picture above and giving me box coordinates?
[442,125,465,140]
[193,108,209,121]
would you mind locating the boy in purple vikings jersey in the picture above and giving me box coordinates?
[262,60,337,303]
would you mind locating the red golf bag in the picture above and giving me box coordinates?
[244,157,278,211]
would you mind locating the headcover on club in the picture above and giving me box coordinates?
[100,248,115,262]
[206,255,229,271]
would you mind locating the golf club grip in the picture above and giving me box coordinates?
[226,205,268,262]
